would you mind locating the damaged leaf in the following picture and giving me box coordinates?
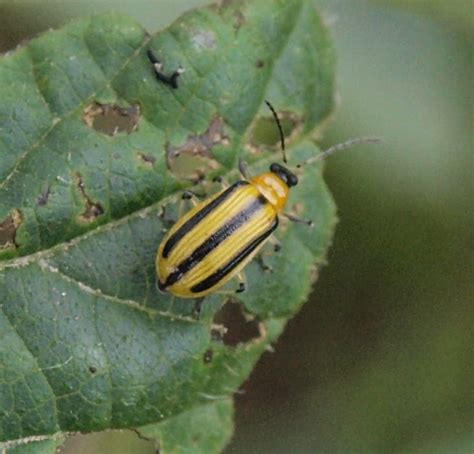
[213,299,263,347]
[166,116,228,180]
[83,102,140,136]
[0,209,22,250]
[74,172,105,222]
[250,110,301,152]
[0,0,336,451]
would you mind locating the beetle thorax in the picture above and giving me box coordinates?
[250,172,289,213]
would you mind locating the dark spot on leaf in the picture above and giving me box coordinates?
[249,110,301,155]
[256,59,264,68]
[89,366,97,374]
[137,152,156,167]
[37,184,51,207]
[0,209,22,249]
[212,300,263,347]
[167,116,228,181]
[233,10,246,34]
[74,172,104,223]
[203,349,214,364]
[83,102,140,136]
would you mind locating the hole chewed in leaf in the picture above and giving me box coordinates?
[62,429,156,454]
[137,152,156,167]
[248,110,301,155]
[212,300,264,347]
[83,102,140,135]
[0,209,22,250]
[167,116,228,181]
[74,173,104,223]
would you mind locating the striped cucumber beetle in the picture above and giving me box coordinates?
[155,101,379,301]
[148,52,379,307]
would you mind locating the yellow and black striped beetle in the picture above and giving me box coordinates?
[148,50,379,306]
[156,156,296,299]
[156,97,302,299]
[155,104,379,301]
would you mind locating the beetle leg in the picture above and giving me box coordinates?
[177,189,207,217]
[238,158,250,179]
[252,235,280,272]
[267,234,282,252]
[258,235,281,257]
[282,211,314,227]
[256,254,274,273]
[212,175,230,189]
[193,297,205,319]
[181,190,202,207]
[235,271,247,293]
[159,206,177,228]
[203,272,247,297]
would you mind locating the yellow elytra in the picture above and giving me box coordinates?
[156,162,297,298]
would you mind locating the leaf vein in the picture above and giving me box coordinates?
[37,258,199,324]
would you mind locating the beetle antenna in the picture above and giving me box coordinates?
[264,100,287,163]
[298,136,383,167]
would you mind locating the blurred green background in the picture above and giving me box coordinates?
[1,1,472,452]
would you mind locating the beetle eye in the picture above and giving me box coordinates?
[270,163,279,173]
[269,163,298,187]
[287,172,298,187]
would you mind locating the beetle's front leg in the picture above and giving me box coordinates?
[193,297,205,319]
[282,211,314,227]
[235,271,247,293]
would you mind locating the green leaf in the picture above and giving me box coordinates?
[0,0,336,450]
[138,399,234,453]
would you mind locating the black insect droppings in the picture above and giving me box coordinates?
[203,349,214,364]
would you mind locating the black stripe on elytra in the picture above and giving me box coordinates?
[161,194,268,289]
[162,180,249,259]
[190,216,279,294]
